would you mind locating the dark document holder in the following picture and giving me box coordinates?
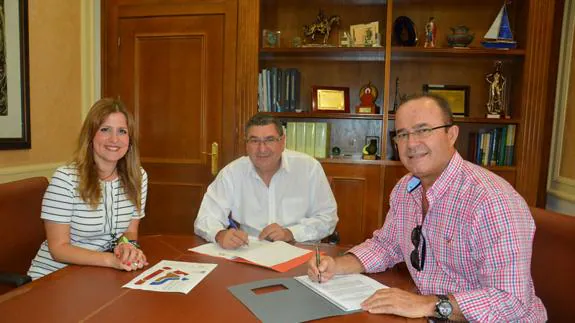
[228,277,358,323]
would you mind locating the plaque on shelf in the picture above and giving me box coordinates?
[355,81,380,114]
[423,84,470,116]
[312,86,350,113]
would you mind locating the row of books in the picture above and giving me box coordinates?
[468,124,516,167]
[285,122,331,159]
[258,68,301,113]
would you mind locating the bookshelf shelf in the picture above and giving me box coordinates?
[485,166,516,171]
[259,47,386,61]
[391,47,526,59]
[453,117,521,125]
[318,158,516,170]
[265,112,383,120]
[388,115,521,125]
[318,158,401,166]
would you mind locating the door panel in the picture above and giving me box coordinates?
[135,34,211,162]
[382,164,409,224]
[330,177,366,246]
[322,163,382,245]
[106,1,237,234]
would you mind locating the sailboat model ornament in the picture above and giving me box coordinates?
[481,2,517,49]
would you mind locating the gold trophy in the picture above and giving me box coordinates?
[355,82,379,114]
[485,61,507,119]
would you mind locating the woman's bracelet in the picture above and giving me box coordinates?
[117,235,141,249]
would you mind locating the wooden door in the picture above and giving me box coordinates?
[104,1,238,234]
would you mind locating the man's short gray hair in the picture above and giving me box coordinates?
[244,113,284,137]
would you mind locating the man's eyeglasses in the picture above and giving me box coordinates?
[245,136,282,147]
[393,124,452,144]
[410,225,426,272]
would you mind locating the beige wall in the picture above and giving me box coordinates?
[547,0,575,215]
[559,37,575,179]
[0,0,82,181]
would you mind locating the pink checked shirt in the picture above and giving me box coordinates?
[349,152,547,322]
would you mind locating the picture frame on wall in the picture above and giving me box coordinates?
[0,0,30,150]
[422,84,470,117]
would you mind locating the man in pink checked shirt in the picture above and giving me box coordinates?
[308,94,547,322]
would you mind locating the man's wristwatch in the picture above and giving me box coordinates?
[435,294,453,320]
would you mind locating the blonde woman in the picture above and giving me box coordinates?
[28,98,148,279]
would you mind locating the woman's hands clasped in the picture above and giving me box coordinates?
[112,242,148,271]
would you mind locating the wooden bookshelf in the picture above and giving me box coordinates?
[235,0,560,242]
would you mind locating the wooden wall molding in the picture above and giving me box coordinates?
[0,162,64,183]
[548,0,575,202]
[236,0,259,157]
[81,0,101,120]
[515,0,559,205]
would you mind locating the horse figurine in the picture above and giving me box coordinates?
[303,10,341,45]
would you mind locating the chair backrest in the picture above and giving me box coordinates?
[0,177,48,294]
[530,206,575,322]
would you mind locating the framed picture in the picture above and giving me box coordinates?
[262,29,281,48]
[0,0,30,149]
[350,21,379,47]
[311,86,350,113]
[423,84,470,116]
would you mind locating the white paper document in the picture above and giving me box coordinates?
[189,237,311,268]
[123,260,217,294]
[294,274,389,311]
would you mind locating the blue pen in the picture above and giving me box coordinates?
[228,217,239,230]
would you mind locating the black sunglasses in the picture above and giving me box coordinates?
[410,225,426,271]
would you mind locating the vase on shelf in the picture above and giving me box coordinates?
[447,25,474,48]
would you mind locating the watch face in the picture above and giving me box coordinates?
[438,301,453,317]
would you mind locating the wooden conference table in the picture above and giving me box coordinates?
[0,235,424,323]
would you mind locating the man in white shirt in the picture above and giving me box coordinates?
[194,114,338,249]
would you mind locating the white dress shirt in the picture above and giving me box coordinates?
[194,149,338,243]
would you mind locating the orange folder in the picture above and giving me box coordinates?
[232,250,314,273]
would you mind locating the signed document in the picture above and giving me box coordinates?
[189,237,312,272]
[294,274,389,311]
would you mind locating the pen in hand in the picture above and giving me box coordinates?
[315,244,322,284]
[228,217,248,246]
[228,217,239,230]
